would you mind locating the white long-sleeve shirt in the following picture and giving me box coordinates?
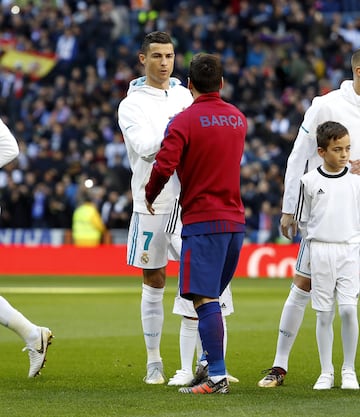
[0,118,19,168]
[118,76,193,214]
[282,80,360,214]
[295,166,360,243]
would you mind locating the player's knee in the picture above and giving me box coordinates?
[339,304,357,322]
[293,274,311,292]
[143,268,166,288]
[287,282,311,308]
[316,310,334,327]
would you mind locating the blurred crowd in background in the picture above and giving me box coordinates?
[0,0,359,243]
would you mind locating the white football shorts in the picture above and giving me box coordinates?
[167,233,181,261]
[164,199,234,317]
[310,241,360,311]
[172,284,234,318]
[165,198,182,261]
[127,212,171,269]
[295,238,311,278]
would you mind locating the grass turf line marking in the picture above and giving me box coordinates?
[0,287,141,294]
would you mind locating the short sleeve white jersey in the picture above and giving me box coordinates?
[295,166,360,243]
[118,76,193,214]
[0,118,19,168]
[282,80,360,214]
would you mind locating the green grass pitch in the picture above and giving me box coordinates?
[0,275,359,417]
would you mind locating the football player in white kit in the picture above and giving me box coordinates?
[258,48,360,388]
[165,199,239,386]
[0,117,53,377]
[118,31,193,384]
[295,121,360,390]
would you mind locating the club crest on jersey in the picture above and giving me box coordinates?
[141,252,149,264]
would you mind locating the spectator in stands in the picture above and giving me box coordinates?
[0,0,359,245]
[72,192,106,246]
[47,180,74,229]
[54,25,79,77]
[101,189,132,229]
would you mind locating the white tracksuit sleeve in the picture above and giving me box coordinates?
[0,118,19,168]
[282,101,322,215]
[118,100,163,160]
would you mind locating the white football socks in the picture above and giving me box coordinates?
[316,309,335,374]
[222,315,228,357]
[0,296,39,343]
[273,284,310,371]
[339,304,358,371]
[179,316,198,373]
[141,284,164,364]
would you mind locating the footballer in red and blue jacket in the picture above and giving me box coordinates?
[145,53,247,394]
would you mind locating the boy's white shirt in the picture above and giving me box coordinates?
[118,76,193,214]
[282,80,360,214]
[295,166,360,243]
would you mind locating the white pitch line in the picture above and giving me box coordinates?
[0,287,141,294]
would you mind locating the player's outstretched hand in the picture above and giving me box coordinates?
[350,159,360,175]
[145,199,155,215]
[280,213,297,240]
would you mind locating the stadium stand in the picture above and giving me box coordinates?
[0,0,359,243]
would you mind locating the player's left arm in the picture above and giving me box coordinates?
[145,161,171,213]
[145,121,185,213]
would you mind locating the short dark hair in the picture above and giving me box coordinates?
[351,49,360,72]
[140,31,173,54]
[189,53,222,93]
[316,121,349,149]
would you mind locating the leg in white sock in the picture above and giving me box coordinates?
[141,284,164,364]
[0,296,39,343]
[273,284,310,371]
[316,309,335,374]
[339,304,358,371]
[196,329,204,363]
[222,316,239,382]
[179,317,198,373]
[222,316,228,358]
[168,316,198,385]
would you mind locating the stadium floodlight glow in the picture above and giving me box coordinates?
[11,5,20,14]
[84,178,94,188]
